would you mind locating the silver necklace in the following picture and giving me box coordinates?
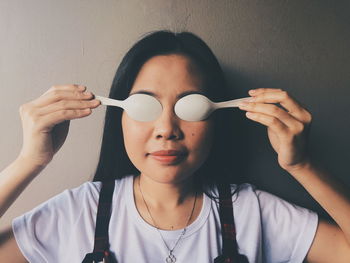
[138,177,197,263]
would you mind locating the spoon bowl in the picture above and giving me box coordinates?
[123,94,162,122]
[174,94,252,121]
[174,94,213,121]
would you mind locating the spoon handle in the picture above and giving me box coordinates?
[214,97,252,109]
[95,95,124,108]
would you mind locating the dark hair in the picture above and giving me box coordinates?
[92,30,245,200]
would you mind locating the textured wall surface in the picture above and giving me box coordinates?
[1,0,349,229]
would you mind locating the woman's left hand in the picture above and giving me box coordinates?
[238,88,313,172]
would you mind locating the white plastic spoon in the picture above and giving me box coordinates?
[174,94,252,121]
[95,94,252,122]
[95,94,162,122]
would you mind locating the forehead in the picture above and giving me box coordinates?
[130,54,206,97]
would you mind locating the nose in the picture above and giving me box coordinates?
[153,106,183,140]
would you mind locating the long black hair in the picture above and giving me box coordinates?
[92,30,245,200]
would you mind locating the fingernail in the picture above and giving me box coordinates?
[246,112,254,118]
[249,89,256,94]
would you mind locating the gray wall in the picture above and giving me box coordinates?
[1,0,349,229]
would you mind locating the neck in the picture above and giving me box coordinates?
[135,173,198,210]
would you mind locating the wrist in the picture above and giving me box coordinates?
[15,154,48,174]
[284,158,314,175]
[17,151,52,168]
[281,153,313,172]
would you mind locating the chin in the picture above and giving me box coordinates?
[141,168,194,184]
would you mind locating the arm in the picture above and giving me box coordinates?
[0,227,28,263]
[238,88,350,261]
[0,157,42,262]
[0,85,99,260]
[287,162,350,263]
[1,85,96,218]
[0,157,46,218]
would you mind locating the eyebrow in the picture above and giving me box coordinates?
[129,90,206,99]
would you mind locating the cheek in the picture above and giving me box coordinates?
[122,114,148,157]
[186,122,214,156]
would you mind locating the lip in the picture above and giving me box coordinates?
[149,150,187,156]
[148,149,187,164]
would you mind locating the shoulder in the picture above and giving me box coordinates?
[227,182,259,205]
[13,176,127,224]
[58,176,128,201]
[222,183,318,236]
[11,176,130,262]
[52,177,126,210]
[227,182,297,207]
[225,183,318,262]
[44,180,103,214]
[228,183,317,219]
[57,180,102,204]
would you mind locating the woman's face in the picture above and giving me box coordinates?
[122,54,214,185]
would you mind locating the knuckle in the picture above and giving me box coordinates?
[305,111,312,123]
[20,104,36,118]
[74,90,83,98]
[51,89,61,98]
[69,109,78,116]
[58,100,68,108]
[270,117,280,126]
[82,108,90,115]
[19,104,27,114]
[284,131,294,141]
[26,107,35,117]
[248,103,255,110]
[30,113,39,123]
[293,123,304,133]
[61,110,70,118]
[271,106,280,114]
[281,90,288,99]
[78,109,88,116]
[76,109,83,116]
[21,106,38,123]
[79,100,88,108]
[86,100,94,107]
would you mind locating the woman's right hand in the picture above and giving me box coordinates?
[17,84,100,167]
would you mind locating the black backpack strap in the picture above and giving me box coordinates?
[82,180,115,263]
[214,183,249,263]
[214,183,238,262]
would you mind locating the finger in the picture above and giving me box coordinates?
[37,108,93,131]
[238,102,303,131]
[32,89,94,108]
[245,111,290,136]
[248,88,282,96]
[42,84,86,96]
[36,98,100,116]
[249,89,312,124]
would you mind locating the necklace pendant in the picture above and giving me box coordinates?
[165,251,176,263]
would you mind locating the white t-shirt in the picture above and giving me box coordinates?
[12,175,318,263]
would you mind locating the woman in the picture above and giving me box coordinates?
[0,31,349,262]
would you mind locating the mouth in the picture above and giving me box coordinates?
[148,150,188,164]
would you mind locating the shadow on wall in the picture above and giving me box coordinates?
[217,65,268,184]
[221,66,334,221]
